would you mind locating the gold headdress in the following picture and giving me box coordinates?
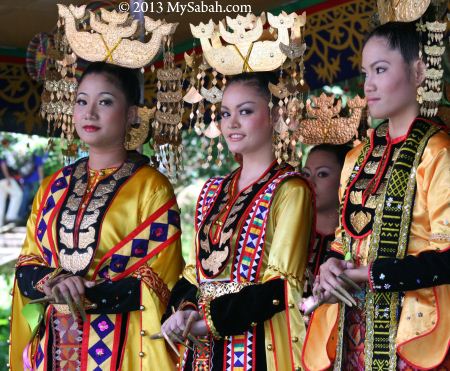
[41,4,179,162]
[185,11,307,166]
[377,0,447,117]
[295,93,366,145]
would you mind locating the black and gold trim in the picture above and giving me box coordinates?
[197,162,289,278]
[334,118,441,370]
[56,154,148,275]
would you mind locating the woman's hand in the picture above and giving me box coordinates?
[43,275,95,321]
[318,258,353,293]
[161,309,208,338]
[343,265,369,284]
[312,277,338,305]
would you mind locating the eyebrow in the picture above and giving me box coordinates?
[361,59,391,70]
[77,92,116,97]
[303,165,331,171]
[221,101,256,110]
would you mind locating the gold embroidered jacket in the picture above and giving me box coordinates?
[10,156,183,371]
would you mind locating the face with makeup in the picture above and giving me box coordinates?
[303,149,342,212]
[220,82,273,158]
[73,73,136,150]
[362,36,423,121]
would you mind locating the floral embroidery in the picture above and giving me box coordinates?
[95,348,104,356]
[98,321,109,332]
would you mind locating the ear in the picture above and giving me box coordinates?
[126,105,138,128]
[412,59,426,87]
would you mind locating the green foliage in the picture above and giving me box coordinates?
[0,268,14,370]
[0,306,10,369]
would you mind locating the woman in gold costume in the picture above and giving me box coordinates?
[302,21,449,370]
[10,62,183,370]
[161,72,313,370]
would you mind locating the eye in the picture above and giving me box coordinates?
[221,111,230,118]
[317,171,329,178]
[375,66,386,74]
[99,99,113,106]
[240,109,252,115]
[302,170,311,178]
[76,98,86,105]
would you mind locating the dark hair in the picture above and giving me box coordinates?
[225,72,279,102]
[309,143,352,168]
[363,22,422,64]
[78,62,141,106]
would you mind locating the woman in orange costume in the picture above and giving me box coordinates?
[302,21,449,370]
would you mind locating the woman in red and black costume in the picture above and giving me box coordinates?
[161,72,313,371]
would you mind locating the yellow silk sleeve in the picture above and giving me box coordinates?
[263,177,313,371]
[182,241,198,287]
[264,177,313,285]
[141,184,184,292]
[395,131,450,368]
[415,132,450,251]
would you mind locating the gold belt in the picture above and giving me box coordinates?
[199,281,255,302]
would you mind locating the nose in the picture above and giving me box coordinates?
[309,174,317,189]
[228,113,240,129]
[364,74,375,94]
[84,103,98,120]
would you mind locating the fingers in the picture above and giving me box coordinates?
[42,285,53,297]
[329,288,353,307]
[50,276,91,321]
[52,286,64,303]
[183,311,198,338]
[84,280,96,288]
[338,273,362,291]
[170,332,195,352]
[75,301,88,322]
[189,318,209,337]
[159,311,206,350]
[63,292,78,321]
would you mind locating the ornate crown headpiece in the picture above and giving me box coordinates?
[377,0,447,117]
[295,93,367,145]
[184,11,307,166]
[58,4,177,68]
[41,4,180,165]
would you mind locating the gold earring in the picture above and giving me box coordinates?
[124,107,155,150]
[416,86,424,105]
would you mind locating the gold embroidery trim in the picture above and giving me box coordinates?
[266,264,302,283]
[364,124,439,370]
[200,299,222,340]
[364,161,379,175]
[349,211,372,234]
[132,265,171,307]
[199,281,255,302]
